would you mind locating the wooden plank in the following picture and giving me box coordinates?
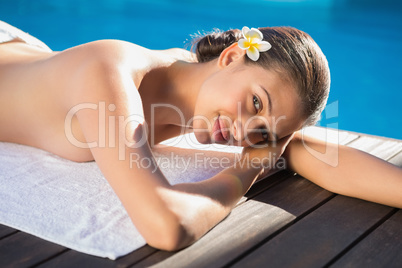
[113,246,157,267]
[331,209,402,268]
[37,245,157,268]
[0,232,66,268]
[0,225,18,239]
[347,136,402,160]
[133,175,334,268]
[36,251,114,268]
[232,196,394,268]
[242,169,295,203]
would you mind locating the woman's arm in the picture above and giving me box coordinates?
[283,131,402,208]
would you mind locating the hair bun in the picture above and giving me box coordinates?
[193,29,241,63]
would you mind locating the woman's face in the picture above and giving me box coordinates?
[193,60,304,147]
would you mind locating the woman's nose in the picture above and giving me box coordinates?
[232,119,244,142]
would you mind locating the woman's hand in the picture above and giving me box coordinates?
[240,133,295,179]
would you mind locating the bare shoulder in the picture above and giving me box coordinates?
[40,40,153,105]
[53,41,195,105]
[61,40,151,65]
[51,40,152,75]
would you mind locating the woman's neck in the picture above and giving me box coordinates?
[140,53,218,129]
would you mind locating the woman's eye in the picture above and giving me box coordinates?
[261,128,269,141]
[253,95,262,113]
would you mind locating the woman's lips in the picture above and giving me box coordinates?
[212,116,228,142]
[218,117,229,141]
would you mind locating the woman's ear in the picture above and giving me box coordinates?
[217,43,246,69]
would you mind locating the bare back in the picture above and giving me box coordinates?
[0,42,83,157]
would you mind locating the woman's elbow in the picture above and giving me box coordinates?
[144,216,194,251]
[133,187,211,251]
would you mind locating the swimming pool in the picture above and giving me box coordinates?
[1,0,401,139]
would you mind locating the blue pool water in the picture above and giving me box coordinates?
[1,0,401,139]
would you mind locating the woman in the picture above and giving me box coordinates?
[0,21,401,251]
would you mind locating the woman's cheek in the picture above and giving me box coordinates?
[224,91,248,114]
[243,131,262,146]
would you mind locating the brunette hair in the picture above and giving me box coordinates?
[192,27,330,126]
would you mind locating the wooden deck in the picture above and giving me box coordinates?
[1,129,401,268]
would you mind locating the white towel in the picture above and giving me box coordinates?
[0,134,242,260]
[0,20,52,51]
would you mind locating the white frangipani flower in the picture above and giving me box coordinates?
[238,26,272,61]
